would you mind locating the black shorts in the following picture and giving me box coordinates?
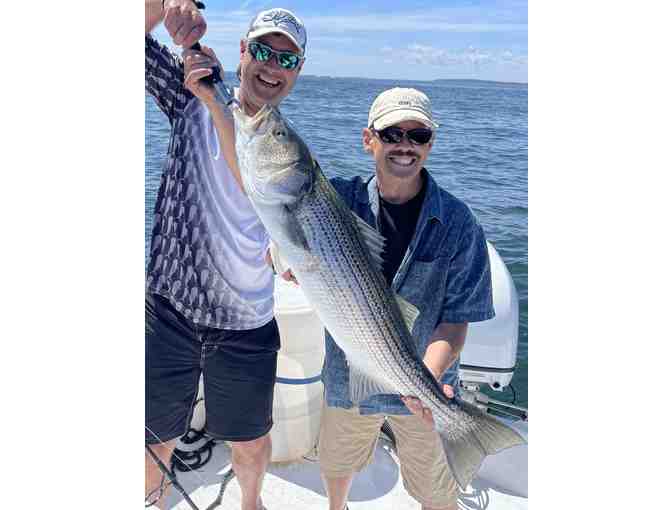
[145,293,280,444]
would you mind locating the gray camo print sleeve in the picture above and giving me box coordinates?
[145,35,192,122]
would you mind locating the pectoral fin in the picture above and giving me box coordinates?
[395,295,420,333]
[353,214,386,271]
[282,205,310,252]
[347,355,398,404]
[280,206,320,273]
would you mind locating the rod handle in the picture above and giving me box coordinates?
[190,42,222,85]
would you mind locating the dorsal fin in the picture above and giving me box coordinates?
[353,214,386,271]
[395,294,420,332]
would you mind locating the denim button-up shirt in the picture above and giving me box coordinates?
[322,169,495,415]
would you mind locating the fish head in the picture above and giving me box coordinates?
[233,104,315,207]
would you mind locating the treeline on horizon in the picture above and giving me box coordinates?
[216,71,526,87]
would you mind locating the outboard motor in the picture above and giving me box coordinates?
[459,242,527,420]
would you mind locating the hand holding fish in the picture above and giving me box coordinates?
[164,0,206,48]
[402,384,455,429]
[280,269,298,285]
[266,243,299,285]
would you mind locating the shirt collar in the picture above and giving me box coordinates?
[358,168,445,225]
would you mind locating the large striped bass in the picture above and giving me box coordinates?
[231,103,525,489]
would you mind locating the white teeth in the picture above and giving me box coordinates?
[390,156,415,166]
[258,74,280,86]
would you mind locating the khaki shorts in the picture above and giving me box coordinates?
[318,404,458,509]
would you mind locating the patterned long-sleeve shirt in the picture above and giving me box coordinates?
[145,35,274,330]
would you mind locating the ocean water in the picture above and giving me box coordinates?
[145,75,528,408]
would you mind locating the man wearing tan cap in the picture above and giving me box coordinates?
[144,2,307,509]
[318,88,495,510]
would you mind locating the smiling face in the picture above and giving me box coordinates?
[363,120,434,181]
[238,32,304,116]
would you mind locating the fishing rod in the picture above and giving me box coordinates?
[205,467,236,510]
[146,426,239,510]
[145,443,200,510]
[190,42,239,109]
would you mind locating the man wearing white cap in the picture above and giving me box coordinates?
[184,6,306,119]
[317,88,495,510]
[144,2,307,509]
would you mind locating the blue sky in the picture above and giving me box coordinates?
[152,0,527,83]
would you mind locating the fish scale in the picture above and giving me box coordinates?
[232,102,525,490]
[289,167,464,425]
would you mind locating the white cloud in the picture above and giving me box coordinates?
[149,4,527,81]
[207,4,526,36]
[304,15,526,34]
[200,5,524,35]
[235,0,272,13]
[381,44,528,69]
[299,6,526,35]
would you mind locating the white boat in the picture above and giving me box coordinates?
[151,242,528,509]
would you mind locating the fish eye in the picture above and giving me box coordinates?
[274,128,288,138]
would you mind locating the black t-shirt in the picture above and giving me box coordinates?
[379,178,427,285]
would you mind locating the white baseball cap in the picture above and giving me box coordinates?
[368,88,439,130]
[246,8,307,56]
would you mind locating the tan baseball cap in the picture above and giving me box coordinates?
[368,88,439,130]
[246,8,307,56]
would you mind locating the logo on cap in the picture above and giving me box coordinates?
[262,10,303,34]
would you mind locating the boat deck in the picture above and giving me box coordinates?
[158,419,528,510]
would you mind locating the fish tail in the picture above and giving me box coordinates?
[436,409,525,490]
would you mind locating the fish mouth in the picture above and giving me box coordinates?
[255,159,305,187]
[252,104,277,130]
[246,159,310,206]
[268,160,309,185]
[235,103,277,136]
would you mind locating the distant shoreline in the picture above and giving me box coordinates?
[217,71,527,87]
[431,78,527,87]
[302,75,527,86]
[307,76,527,87]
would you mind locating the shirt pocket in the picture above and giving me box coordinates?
[412,223,454,263]
[403,258,448,297]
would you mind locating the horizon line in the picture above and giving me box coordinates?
[217,71,528,86]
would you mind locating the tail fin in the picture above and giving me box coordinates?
[437,409,526,490]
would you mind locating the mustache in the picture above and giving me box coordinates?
[388,150,420,158]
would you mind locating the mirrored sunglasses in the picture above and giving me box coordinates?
[248,41,303,71]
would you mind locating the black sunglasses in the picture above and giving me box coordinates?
[247,41,304,71]
[373,126,433,145]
